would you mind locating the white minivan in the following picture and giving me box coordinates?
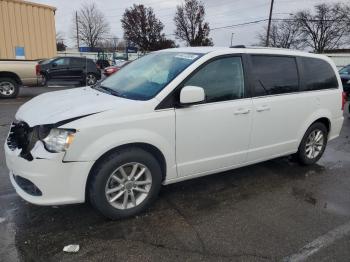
[5,47,346,219]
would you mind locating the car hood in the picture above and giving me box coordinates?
[16,87,131,127]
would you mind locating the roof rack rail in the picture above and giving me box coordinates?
[230,45,246,48]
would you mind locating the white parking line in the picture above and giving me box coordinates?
[282,221,350,262]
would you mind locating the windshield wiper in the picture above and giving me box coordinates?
[90,82,121,96]
[98,86,124,97]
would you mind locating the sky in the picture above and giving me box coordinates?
[33,0,348,48]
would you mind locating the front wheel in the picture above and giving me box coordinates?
[88,148,162,219]
[296,122,328,165]
[40,74,48,87]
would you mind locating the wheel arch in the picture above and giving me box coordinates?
[0,71,22,85]
[310,117,331,133]
[298,113,332,144]
[85,142,167,200]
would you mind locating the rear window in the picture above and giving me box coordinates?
[251,55,299,96]
[301,57,338,91]
[88,59,96,67]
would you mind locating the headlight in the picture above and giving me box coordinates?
[42,128,75,152]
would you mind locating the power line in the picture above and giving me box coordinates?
[164,19,269,36]
[164,16,350,37]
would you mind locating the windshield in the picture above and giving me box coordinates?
[339,66,350,75]
[100,52,202,100]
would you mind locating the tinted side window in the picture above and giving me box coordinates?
[183,57,245,103]
[54,58,69,66]
[301,57,338,91]
[251,55,299,96]
[71,58,83,66]
[87,59,97,67]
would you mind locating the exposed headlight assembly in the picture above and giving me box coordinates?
[42,128,75,153]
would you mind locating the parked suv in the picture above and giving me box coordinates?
[40,56,101,86]
[5,47,345,219]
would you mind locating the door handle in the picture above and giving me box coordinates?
[234,108,250,115]
[256,105,271,112]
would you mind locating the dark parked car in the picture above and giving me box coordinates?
[40,57,101,86]
[103,61,130,77]
[339,65,350,97]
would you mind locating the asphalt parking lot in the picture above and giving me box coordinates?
[0,86,350,262]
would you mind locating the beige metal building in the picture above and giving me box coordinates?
[0,0,57,60]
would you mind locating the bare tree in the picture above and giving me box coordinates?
[73,3,110,48]
[99,36,119,52]
[257,20,304,49]
[121,4,175,52]
[294,3,350,53]
[174,0,213,46]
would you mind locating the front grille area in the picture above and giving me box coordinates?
[7,121,39,161]
[13,174,42,196]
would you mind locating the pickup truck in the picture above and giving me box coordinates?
[0,60,43,98]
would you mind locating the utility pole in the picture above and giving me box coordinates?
[230,33,234,47]
[75,11,80,49]
[266,0,275,47]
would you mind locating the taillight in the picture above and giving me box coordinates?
[35,64,40,76]
[342,91,347,110]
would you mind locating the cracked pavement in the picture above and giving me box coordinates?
[1,87,350,261]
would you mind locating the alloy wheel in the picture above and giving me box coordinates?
[105,162,152,210]
[0,81,15,96]
[305,129,324,159]
[86,74,96,85]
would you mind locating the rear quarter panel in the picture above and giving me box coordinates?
[297,55,344,142]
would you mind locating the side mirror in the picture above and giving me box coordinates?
[52,62,57,68]
[180,86,205,105]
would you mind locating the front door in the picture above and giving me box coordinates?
[49,57,71,80]
[175,56,253,177]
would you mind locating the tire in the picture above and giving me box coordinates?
[296,122,328,165]
[88,147,162,219]
[40,74,48,87]
[0,77,19,98]
[85,73,97,86]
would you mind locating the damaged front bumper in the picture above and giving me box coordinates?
[4,133,95,206]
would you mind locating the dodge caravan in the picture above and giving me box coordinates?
[5,47,345,219]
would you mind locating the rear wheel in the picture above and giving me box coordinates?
[88,147,162,219]
[0,77,19,98]
[86,73,97,86]
[297,122,328,165]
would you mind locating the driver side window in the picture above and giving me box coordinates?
[183,56,245,103]
[54,58,69,66]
